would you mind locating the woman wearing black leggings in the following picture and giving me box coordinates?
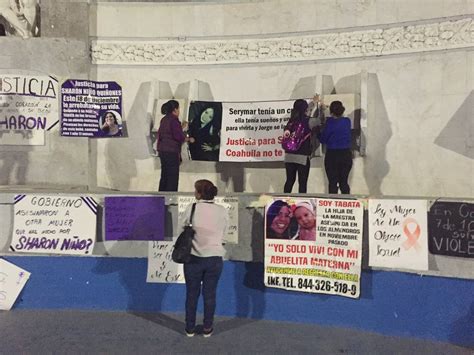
[319,101,353,194]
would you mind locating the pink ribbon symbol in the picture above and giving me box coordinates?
[402,218,421,251]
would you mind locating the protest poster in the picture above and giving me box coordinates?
[104,196,165,241]
[186,101,222,161]
[368,199,428,270]
[61,79,123,137]
[147,241,184,283]
[264,197,363,298]
[0,259,31,310]
[0,73,59,145]
[11,195,97,255]
[219,100,294,162]
[178,195,239,243]
[428,201,474,258]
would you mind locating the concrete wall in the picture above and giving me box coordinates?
[0,0,90,188]
[90,1,474,197]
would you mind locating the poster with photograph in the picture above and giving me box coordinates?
[264,197,363,298]
[147,241,184,283]
[368,199,428,270]
[178,195,239,244]
[61,79,123,138]
[0,73,58,145]
[105,196,165,241]
[187,101,223,161]
[0,259,31,311]
[428,201,474,258]
[220,100,294,162]
[10,195,97,255]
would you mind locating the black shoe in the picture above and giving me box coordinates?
[203,328,213,338]
[185,328,195,337]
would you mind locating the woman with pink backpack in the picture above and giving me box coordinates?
[281,99,320,193]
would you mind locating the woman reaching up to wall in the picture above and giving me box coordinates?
[319,100,353,194]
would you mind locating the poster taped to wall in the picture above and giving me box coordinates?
[219,100,294,162]
[368,199,428,270]
[178,195,239,244]
[147,241,184,283]
[0,258,31,310]
[10,195,97,255]
[61,79,123,138]
[264,197,363,298]
[0,73,58,145]
[104,196,165,241]
[428,201,474,258]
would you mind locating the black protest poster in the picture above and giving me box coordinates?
[428,201,474,258]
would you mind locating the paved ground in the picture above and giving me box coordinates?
[0,310,471,354]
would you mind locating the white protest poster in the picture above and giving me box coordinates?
[368,199,428,270]
[178,196,239,243]
[0,259,31,310]
[0,73,59,145]
[219,100,294,162]
[11,195,97,255]
[147,241,184,283]
[264,197,363,298]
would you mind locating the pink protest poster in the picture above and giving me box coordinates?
[264,197,363,298]
[368,199,428,271]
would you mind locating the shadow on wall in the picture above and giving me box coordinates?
[435,90,473,160]
[364,73,391,196]
[92,244,185,334]
[449,301,474,348]
[0,131,34,185]
[103,82,153,190]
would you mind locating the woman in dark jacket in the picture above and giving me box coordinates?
[157,100,187,191]
[282,99,312,193]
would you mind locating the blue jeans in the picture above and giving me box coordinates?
[184,255,223,330]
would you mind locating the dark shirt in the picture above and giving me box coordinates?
[319,116,351,150]
[157,114,185,153]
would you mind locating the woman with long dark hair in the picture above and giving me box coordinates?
[266,200,293,239]
[157,100,187,191]
[282,99,313,193]
[319,100,353,194]
[181,179,228,337]
[188,102,222,161]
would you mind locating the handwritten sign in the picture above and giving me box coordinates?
[10,195,97,255]
[0,73,59,145]
[264,197,363,298]
[178,196,239,243]
[105,196,165,241]
[0,259,31,310]
[428,201,474,258]
[369,199,428,270]
[146,241,184,283]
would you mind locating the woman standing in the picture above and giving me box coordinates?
[157,100,187,191]
[181,179,228,337]
[282,99,313,193]
[319,100,353,194]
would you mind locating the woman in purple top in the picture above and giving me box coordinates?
[319,101,353,194]
[157,100,189,191]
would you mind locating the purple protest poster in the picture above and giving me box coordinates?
[61,79,123,138]
[105,196,165,241]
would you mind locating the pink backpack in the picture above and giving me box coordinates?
[281,120,311,153]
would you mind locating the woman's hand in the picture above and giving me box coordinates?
[201,143,219,151]
[186,136,196,143]
[181,121,188,130]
